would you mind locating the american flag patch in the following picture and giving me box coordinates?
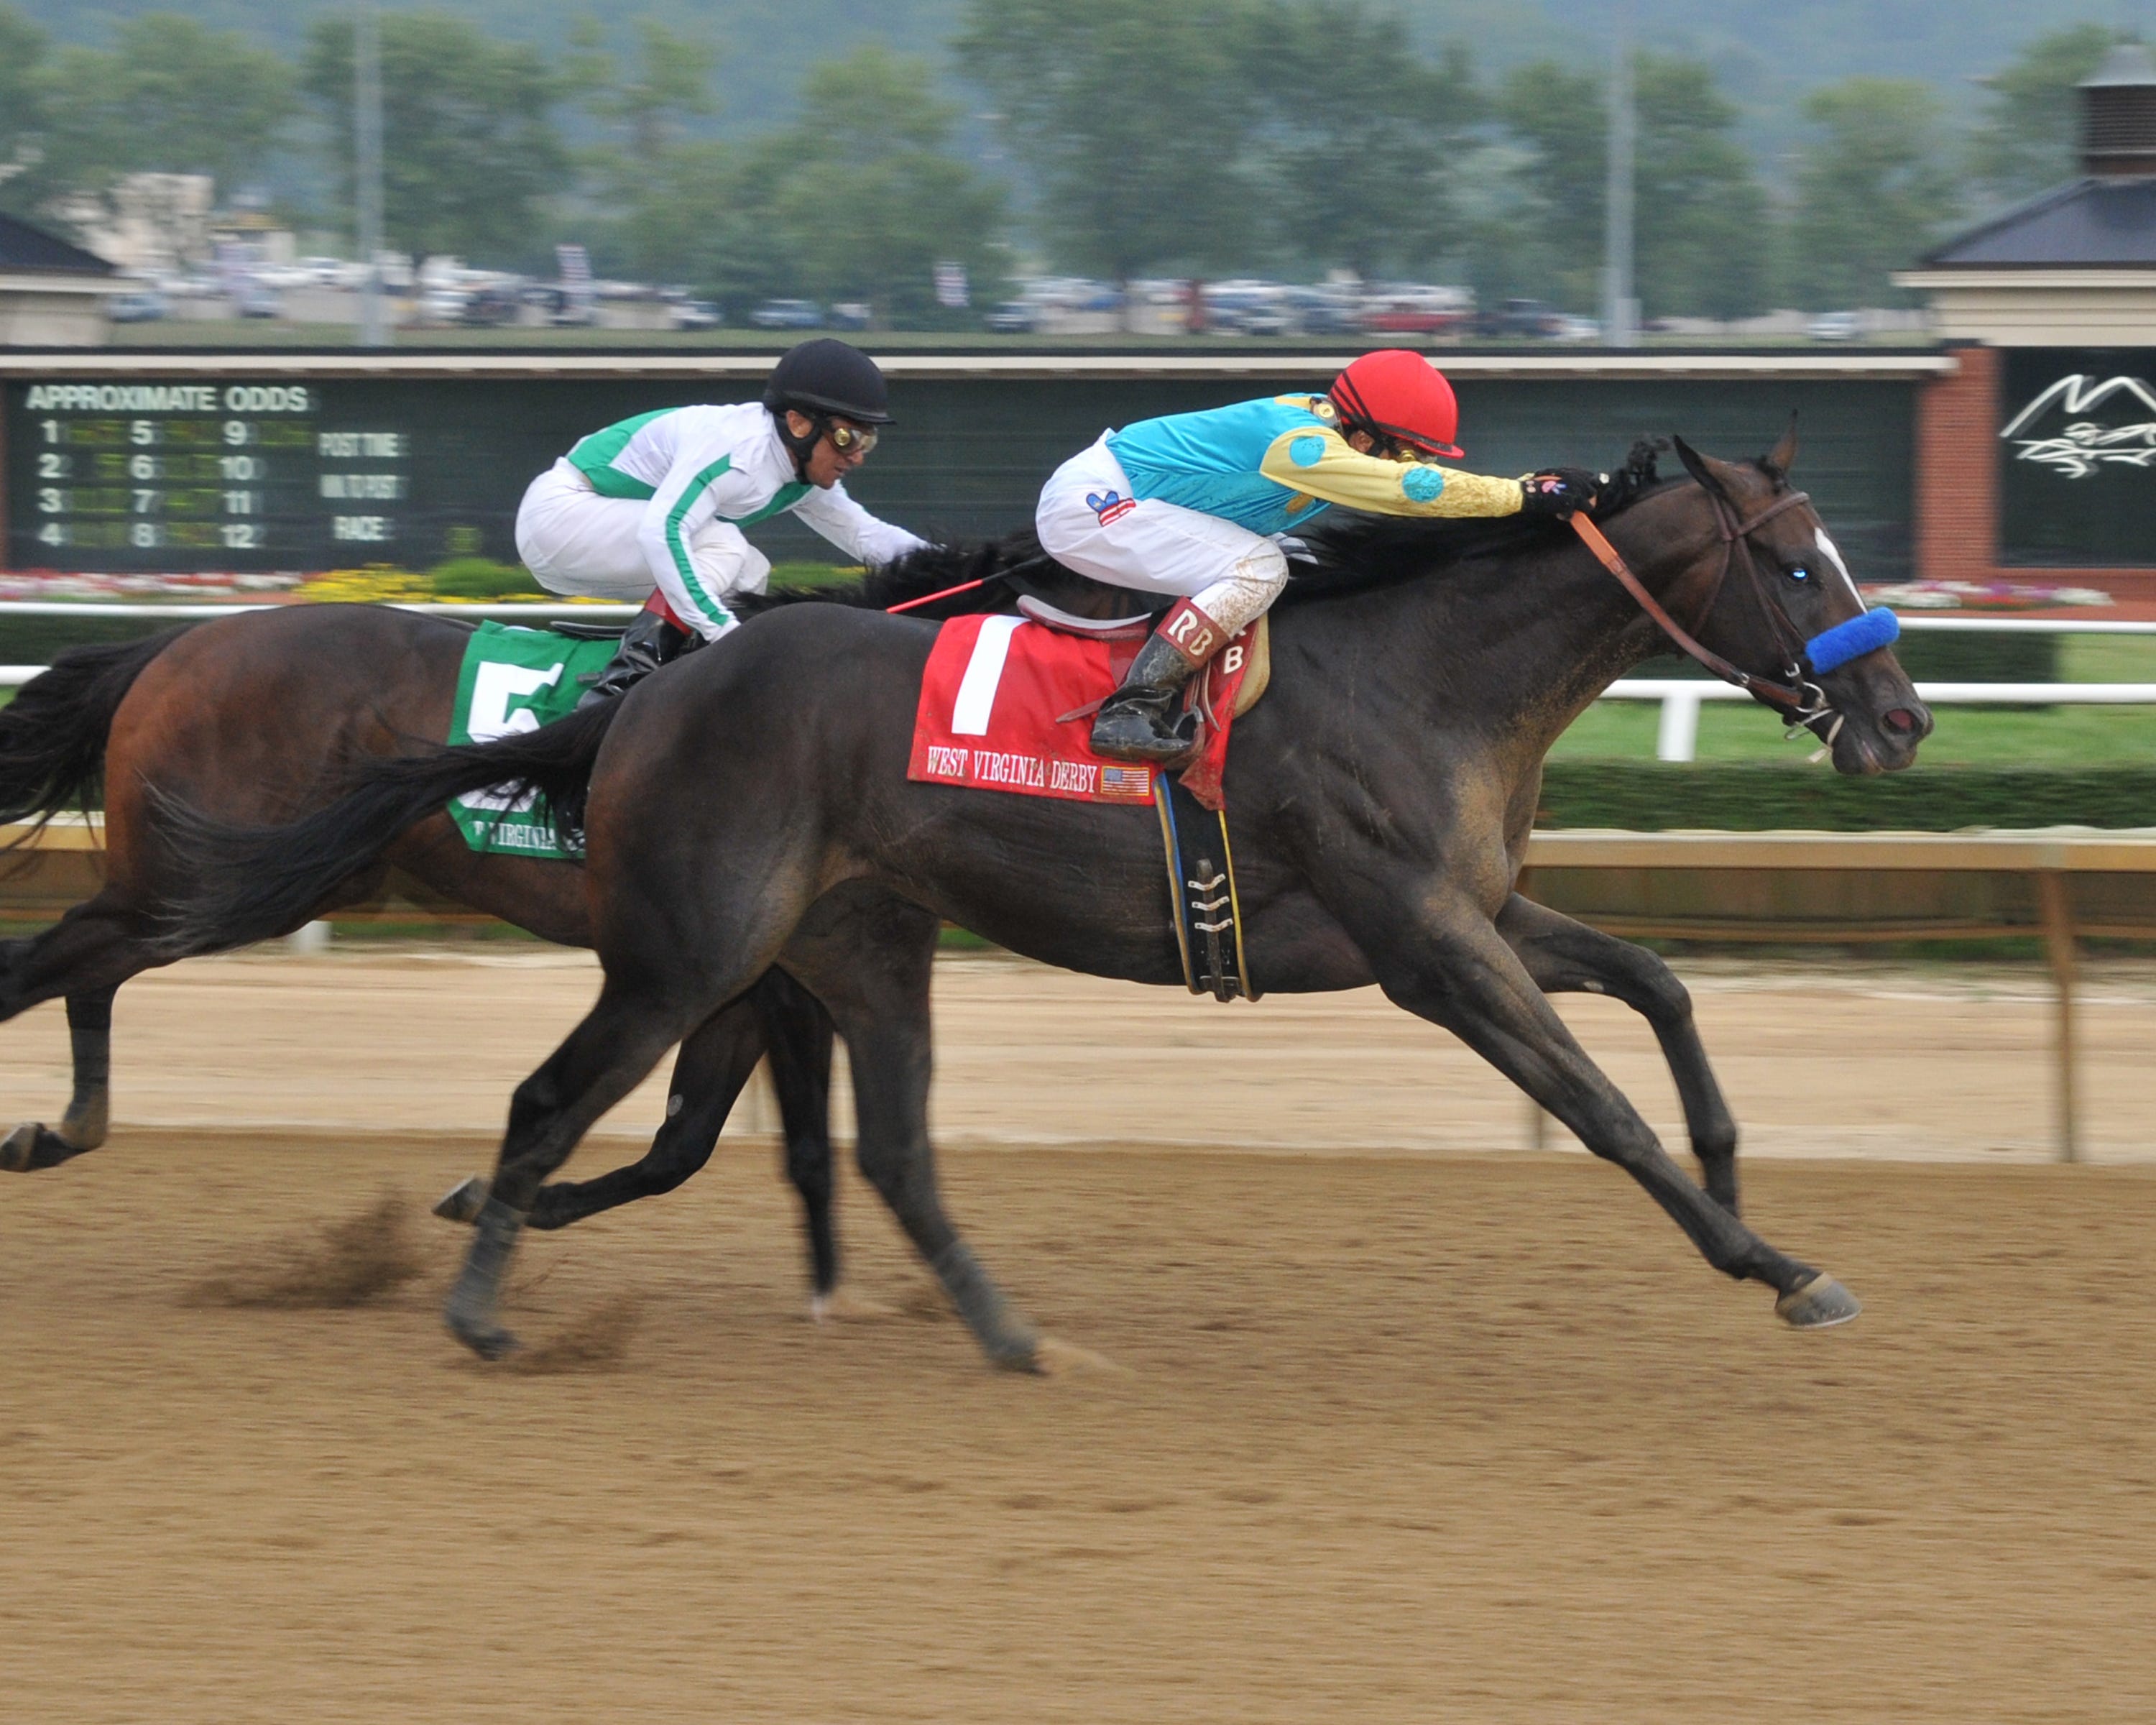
[1100,765,1152,797]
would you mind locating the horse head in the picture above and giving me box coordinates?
[1665,428,1931,776]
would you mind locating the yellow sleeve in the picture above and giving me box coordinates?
[1259,426,1524,518]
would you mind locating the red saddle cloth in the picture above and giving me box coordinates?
[907,613,1255,811]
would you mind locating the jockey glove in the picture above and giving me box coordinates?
[1518,467,1601,518]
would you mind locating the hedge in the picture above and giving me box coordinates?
[1538,761,2156,831]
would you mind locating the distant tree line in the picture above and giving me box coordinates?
[0,4,2134,322]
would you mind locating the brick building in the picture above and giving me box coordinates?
[1897,44,2156,602]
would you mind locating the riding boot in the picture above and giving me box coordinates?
[576,610,692,708]
[1090,632,1207,765]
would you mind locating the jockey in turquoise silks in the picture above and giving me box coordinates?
[1035,349,1599,763]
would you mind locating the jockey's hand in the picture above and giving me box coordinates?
[1518,467,1601,518]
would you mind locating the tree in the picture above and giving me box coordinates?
[1969,22,2129,203]
[0,4,55,217]
[40,15,297,196]
[1493,52,1770,319]
[759,47,1010,326]
[1245,6,1482,281]
[957,0,1265,289]
[1631,55,1769,321]
[570,17,728,285]
[303,11,568,265]
[1787,78,1959,309]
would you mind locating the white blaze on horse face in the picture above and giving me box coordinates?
[1812,528,1864,610]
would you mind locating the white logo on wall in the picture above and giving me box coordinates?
[2000,373,2156,478]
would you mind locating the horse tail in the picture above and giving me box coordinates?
[149,697,620,957]
[0,627,189,840]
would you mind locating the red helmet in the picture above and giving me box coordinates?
[1328,349,1462,459]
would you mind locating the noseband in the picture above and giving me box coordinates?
[1569,490,1835,728]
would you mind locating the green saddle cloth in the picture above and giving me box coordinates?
[446,621,619,860]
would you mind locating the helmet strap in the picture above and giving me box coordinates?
[773,406,823,481]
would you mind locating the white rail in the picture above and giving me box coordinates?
[1608,678,2156,761]
[0,601,640,620]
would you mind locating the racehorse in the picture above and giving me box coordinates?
[0,606,852,1299]
[155,434,1934,1368]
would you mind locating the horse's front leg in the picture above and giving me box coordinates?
[1346,883,1855,1328]
[1496,893,1740,1213]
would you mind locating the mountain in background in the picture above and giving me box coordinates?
[17,0,2139,146]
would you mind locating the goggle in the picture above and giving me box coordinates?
[824,420,878,456]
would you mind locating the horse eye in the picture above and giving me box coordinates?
[1787,565,1810,582]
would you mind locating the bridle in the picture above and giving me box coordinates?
[1569,487,1840,737]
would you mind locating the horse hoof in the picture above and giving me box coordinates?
[0,1123,42,1172]
[446,1309,520,1361]
[433,1176,490,1225]
[1776,1274,1861,1330]
[986,1331,1045,1374]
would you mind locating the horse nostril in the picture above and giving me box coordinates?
[1883,707,1918,735]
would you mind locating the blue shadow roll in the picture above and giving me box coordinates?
[1805,607,1899,675]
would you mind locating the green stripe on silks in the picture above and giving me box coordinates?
[665,456,742,634]
[1152,775,1258,1002]
[445,622,619,860]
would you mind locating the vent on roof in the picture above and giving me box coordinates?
[2082,43,2156,178]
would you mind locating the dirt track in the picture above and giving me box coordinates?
[4,951,2155,1721]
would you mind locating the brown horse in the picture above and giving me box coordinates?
[0,607,848,1298]
[155,435,1935,1366]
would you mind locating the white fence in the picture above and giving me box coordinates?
[1,605,2150,763]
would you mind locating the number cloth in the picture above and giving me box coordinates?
[443,622,620,859]
[514,401,928,641]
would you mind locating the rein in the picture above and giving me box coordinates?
[1568,492,1833,726]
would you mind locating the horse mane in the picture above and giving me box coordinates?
[738,440,1677,620]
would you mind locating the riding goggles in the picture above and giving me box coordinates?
[824,420,878,456]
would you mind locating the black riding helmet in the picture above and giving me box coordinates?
[763,338,893,478]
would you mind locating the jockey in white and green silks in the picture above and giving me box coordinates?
[515,339,929,704]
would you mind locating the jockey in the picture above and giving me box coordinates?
[515,338,931,705]
[1036,349,1599,763]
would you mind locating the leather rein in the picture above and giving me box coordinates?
[1567,489,1835,729]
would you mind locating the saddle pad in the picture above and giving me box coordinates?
[445,622,617,859]
[907,614,1261,810]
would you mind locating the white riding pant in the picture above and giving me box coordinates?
[1035,436,1289,640]
[514,459,770,638]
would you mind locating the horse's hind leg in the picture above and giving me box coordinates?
[0,889,161,1172]
[447,979,705,1358]
[755,966,840,1305]
[512,993,768,1234]
[784,894,1038,1370]
[1496,893,1741,1213]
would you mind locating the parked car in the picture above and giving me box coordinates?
[1805,310,1862,342]
[418,288,470,325]
[671,298,722,331]
[107,290,168,323]
[233,282,281,318]
[985,300,1038,334]
[461,285,524,327]
[828,301,871,330]
[1473,298,1564,339]
[750,298,824,329]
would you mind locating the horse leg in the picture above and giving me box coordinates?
[1354,887,1856,1328]
[754,966,841,1307]
[784,896,1038,1369]
[511,991,770,1232]
[0,889,162,1172]
[447,978,703,1359]
[1496,893,1741,1213]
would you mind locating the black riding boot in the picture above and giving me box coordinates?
[1090,632,1204,765]
[576,611,692,709]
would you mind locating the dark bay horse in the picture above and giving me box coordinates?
[158,436,1934,1366]
[0,605,849,1298]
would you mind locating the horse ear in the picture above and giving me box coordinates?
[1671,434,1730,501]
[1764,414,1800,482]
